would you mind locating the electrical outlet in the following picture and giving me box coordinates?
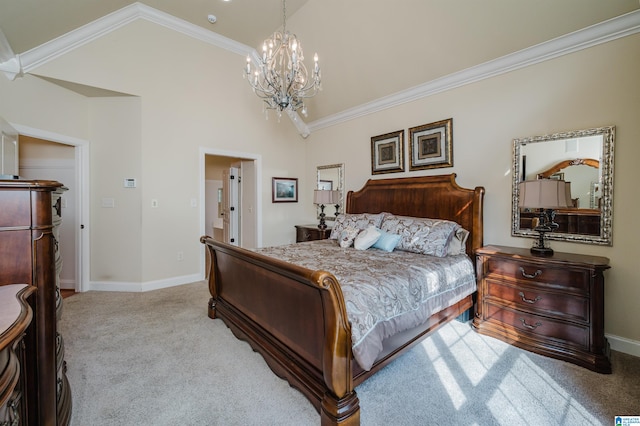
[151,199,159,208]
[177,251,184,261]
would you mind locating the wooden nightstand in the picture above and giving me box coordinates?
[473,245,611,373]
[295,225,332,242]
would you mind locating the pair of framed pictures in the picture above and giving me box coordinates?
[371,118,453,175]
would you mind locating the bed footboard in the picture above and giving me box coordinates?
[200,236,360,426]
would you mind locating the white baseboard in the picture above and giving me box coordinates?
[606,333,640,358]
[59,279,76,290]
[88,273,203,292]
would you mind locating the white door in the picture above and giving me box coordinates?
[1,131,18,176]
[19,159,77,290]
[222,167,240,246]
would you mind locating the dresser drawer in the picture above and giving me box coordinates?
[485,258,589,293]
[485,303,589,349]
[485,279,589,322]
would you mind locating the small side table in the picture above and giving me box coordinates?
[295,225,332,243]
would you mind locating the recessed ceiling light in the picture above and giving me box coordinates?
[207,14,217,24]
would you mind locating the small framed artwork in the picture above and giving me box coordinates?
[272,177,298,203]
[371,130,404,174]
[408,118,453,171]
[318,180,333,190]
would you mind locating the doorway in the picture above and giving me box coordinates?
[199,147,261,278]
[11,124,89,292]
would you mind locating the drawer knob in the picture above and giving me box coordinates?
[518,291,542,304]
[520,318,542,330]
[519,267,542,279]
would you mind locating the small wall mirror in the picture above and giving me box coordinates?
[512,126,615,246]
[317,163,344,221]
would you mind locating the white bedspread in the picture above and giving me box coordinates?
[255,239,476,371]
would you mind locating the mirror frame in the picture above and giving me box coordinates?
[316,163,344,221]
[511,126,615,246]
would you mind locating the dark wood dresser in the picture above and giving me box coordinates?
[0,284,35,426]
[473,245,611,373]
[0,180,72,425]
[295,224,332,242]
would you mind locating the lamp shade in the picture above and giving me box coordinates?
[331,190,341,204]
[313,189,334,205]
[518,179,571,209]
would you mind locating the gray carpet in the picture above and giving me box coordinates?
[60,281,640,425]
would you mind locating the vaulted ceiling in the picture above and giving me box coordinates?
[1,0,638,124]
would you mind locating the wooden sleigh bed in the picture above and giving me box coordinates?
[200,174,484,425]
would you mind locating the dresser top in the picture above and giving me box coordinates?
[476,245,610,268]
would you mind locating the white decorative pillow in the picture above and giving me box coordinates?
[353,226,381,250]
[445,227,470,256]
[379,214,460,257]
[338,226,360,248]
[330,213,384,240]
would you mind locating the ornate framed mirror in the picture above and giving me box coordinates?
[316,163,344,221]
[511,126,615,246]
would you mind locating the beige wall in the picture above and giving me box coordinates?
[304,34,640,343]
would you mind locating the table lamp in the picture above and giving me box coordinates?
[314,189,334,229]
[518,179,571,256]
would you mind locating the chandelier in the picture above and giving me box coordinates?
[244,0,321,118]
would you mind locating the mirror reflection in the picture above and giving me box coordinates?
[512,126,615,246]
[316,163,344,221]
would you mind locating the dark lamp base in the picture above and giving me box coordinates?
[530,246,554,256]
[317,223,327,230]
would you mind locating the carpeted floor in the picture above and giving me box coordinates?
[59,281,640,425]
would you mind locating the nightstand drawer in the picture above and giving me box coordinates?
[485,280,589,322]
[485,303,589,349]
[295,225,332,243]
[485,258,589,293]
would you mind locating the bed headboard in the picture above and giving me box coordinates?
[345,174,485,255]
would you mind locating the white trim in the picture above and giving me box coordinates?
[10,123,90,293]
[198,147,262,279]
[606,333,640,358]
[16,2,251,75]
[89,273,202,292]
[308,9,640,132]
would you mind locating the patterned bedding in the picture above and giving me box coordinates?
[254,239,476,371]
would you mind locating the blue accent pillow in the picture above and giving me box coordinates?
[372,230,401,252]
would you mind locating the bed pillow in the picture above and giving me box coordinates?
[338,226,360,248]
[353,226,381,250]
[445,227,470,256]
[379,214,460,257]
[371,229,402,252]
[329,213,384,240]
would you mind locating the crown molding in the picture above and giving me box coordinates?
[16,2,251,75]
[308,9,640,133]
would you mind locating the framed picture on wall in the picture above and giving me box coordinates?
[408,118,453,170]
[272,177,298,202]
[371,130,405,174]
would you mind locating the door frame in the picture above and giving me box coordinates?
[10,122,90,292]
[199,147,262,279]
